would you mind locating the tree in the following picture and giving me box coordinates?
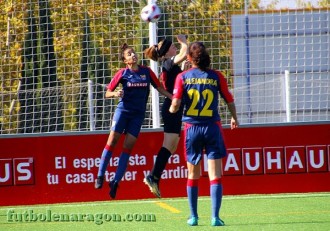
[38,0,64,132]
[318,0,330,7]
[80,11,111,130]
[19,5,39,133]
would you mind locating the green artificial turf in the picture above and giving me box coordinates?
[1,193,329,231]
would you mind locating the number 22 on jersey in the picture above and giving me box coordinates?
[186,88,214,117]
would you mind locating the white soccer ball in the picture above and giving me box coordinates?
[140,3,161,23]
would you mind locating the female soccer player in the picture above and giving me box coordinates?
[95,43,172,199]
[169,42,239,226]
[143,35,188,198]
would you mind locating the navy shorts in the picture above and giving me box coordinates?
[111,109,144,138]
[161,99,183,135]
[184,121,227,165]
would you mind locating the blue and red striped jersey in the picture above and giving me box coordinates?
[107,65,161,113]
[173,67,234,124]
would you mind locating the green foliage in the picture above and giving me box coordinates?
[1,0,325,133]
[318,0,330,7]
[0,0,260,132]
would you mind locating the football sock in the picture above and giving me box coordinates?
[210,178,223,218]
[97,145,114,177]
[187,179,199,218]
[151,147,172,179]
[114,150,131,182]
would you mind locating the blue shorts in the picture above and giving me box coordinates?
[184,121,227,165]
[111,109,144,138]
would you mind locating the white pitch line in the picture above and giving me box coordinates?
[0,193,329,211]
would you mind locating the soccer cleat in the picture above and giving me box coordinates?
[187,216,198,226]
[109,180,119,199]
[143,175,161,198]
[94,176,104,189]
[211,217,225,226]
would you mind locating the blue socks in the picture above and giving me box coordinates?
[187,178,223,220]
[210,178,223,218]
[97,145,113,177]
[114,152,130,182]
[97,144,131,183]
[187,179,199,218]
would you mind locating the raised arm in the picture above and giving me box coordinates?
[173,35,188,65]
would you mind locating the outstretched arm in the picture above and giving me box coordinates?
[157,86,172,99]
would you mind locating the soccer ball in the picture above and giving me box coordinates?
[140,3,161,23]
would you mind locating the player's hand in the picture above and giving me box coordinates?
[177,34,187,43]
[116,90,124,98]
[230,117,239,130]
[169,105,177,113]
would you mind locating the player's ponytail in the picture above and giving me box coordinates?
[144,39,172,62]
[144,45,158,61]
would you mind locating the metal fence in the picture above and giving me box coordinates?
[0,1,329,135]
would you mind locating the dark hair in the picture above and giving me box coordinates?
[188,42,210,70]
[120,43,130,61]
[144,39,172,61]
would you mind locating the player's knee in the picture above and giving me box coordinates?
[188,170,200,179]
[108,138,118,147]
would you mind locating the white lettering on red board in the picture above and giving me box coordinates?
[221,145,329,175]
[0,158,34,186]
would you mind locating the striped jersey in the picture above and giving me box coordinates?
[107,65,161,114]
[173,67,234,124]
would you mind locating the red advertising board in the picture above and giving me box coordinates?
[0,123,329,206]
